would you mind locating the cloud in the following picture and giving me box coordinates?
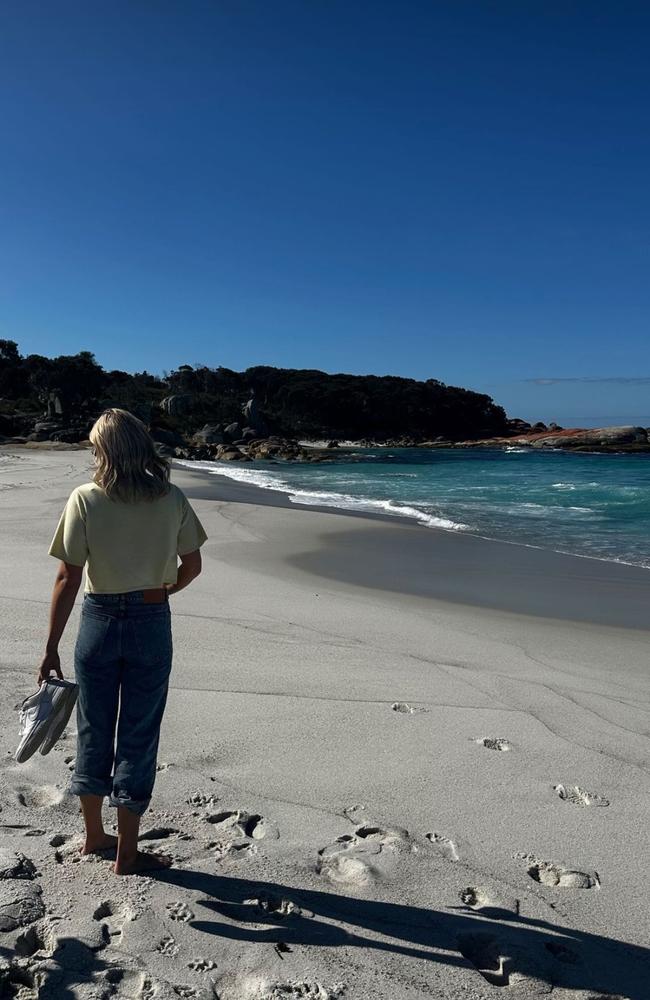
[525,377,650,386]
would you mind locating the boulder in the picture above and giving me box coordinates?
[241,393,268,435]
[0,850,36,881]
[214,444,250,461]
[326,440,339,448]
[193,424,225,446]
[0,881,44,931]
[160,394,193,416]
[27,421,62,441]
[385,436,416,447]
[223,422,242,441]
[150,426,185,448]
[246,437,300,460]
[452,424,650,453]
[44,391,64,418]
[529,425,648,449]
[506,418,532,435]
[50,427,88,443]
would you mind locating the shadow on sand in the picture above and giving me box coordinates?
[2,868,647,998]
[154,866,650,999]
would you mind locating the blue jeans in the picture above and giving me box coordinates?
[71,592,173,816]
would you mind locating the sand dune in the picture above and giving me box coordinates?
[1,446,649,999]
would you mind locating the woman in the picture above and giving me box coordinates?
[39,408,207,875]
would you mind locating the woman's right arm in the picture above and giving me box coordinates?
[166,549,202,597]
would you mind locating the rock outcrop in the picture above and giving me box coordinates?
[192,423,225,446]
[241,391,268,436]
[441,425,650,453]
[160,394,194,416]
[0,851,43,932]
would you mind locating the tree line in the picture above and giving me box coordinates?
[0,340,509,442]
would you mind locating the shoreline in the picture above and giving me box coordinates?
[173,460,650,631]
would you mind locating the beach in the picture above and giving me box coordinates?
[1,446,650,999]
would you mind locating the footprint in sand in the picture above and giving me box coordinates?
[93,899,137,942]
[425,832,459,862]
[51,835,97,865]
[140,826,194,843]
[204,809,279,844]
[516,854,600,889]
[187,957,217,972]
[157,932,179,956]
[553,784,609,807]
[342,804,371,825]
[171,987,197,999]
[0,966,39,1000]
[457,931,511,988]
[63,755,75,771]
[243,892,303,920]
[166,901,194,923]
[140,976,156,1000]
[457,933,550,992]
[209,839,258,861]
[187,791,219,807]
[459,886,520,918]
[15,920,56,958]
[97,967,145,998]
[15,785,65,809]
[203,809,276,863]
[391,702,428,714]
[257,983,346,1000]
[473,737,511,751]
[318,825,413,886]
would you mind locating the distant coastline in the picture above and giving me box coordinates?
[2,340,649,458]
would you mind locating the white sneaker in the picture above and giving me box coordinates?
[39,679,79,756]
[15,680,78,763]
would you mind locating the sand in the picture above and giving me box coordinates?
[1,446,649,1000]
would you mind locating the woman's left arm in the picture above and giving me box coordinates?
[38,561,84,683]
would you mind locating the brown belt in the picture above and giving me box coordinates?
[142,588,169,603]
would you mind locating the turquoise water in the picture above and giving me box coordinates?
[184,448,650,569]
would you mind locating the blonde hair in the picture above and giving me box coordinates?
[89,408,170,502]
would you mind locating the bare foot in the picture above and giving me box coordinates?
[81,833,118,856]
[114,850,173,876]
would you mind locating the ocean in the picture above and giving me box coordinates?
[180,448,650,569]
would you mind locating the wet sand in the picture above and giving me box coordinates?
[177,460,650,629]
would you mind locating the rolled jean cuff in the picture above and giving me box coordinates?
[69,773,112,798]
[108,790,151,816]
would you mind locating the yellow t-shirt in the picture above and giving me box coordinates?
[48,482,208,594]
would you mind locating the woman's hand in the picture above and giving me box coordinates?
[37,651,63,685]
[40,561,82,685]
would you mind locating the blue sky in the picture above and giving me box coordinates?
[1,1,649,427]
